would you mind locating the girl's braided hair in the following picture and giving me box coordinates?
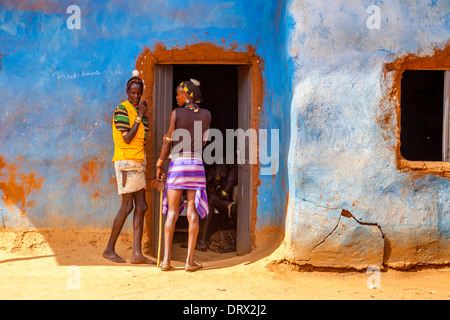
[179,79,202,103]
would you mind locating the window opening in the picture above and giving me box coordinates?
[400,70,448,161]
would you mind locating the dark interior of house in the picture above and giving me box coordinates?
[171,64,239,252]
[400,70,445,161]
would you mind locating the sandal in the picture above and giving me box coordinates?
[185,261,202,272]
[159,261,171,271]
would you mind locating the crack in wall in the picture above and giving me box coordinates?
[298,208,389,266]
[300,198,341,211]
[341,209,390,265]
[297,210,343,263]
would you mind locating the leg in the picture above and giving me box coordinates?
[198,193,224,248]
[130,189,155,264]
[103,193,134,263]
[197,207,213,250]
[186,190,201,268]
[162,189,183,266]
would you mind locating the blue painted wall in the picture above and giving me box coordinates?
[285,0,450,267]
[0,1,291,232]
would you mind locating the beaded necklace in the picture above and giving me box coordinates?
[185,103,199,112]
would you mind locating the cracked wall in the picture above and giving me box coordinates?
[285,0,450,269]
[307,210,385,270]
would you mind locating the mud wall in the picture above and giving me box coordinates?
[285,0,450,268]
[0,1,291,232]
[2,0,449,269]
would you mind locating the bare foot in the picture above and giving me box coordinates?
[103,249,126,263]
[130,254,156,265]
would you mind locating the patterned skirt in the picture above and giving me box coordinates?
[162,154,209,219]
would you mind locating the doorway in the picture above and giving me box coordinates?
[150,63,253,257]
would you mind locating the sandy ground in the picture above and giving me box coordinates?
[0,228,449,300]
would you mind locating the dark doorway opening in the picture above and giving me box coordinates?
[172,64,239,250]
[172,64,238,134]
[151,63,253,258]
[400,70,445,161]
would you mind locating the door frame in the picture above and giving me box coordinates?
[136,43,264,256]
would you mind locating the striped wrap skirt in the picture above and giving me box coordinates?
[162,154,209,219]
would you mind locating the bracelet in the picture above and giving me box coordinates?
[221,190,229,197]
[156,158,164,167]
[163,135,172,142]
[135,116,142,124]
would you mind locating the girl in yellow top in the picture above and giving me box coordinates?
[103,70,154,265]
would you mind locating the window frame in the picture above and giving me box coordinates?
[396,67,450,176]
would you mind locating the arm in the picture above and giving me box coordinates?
[221,166,237,199]
[156,109,177,180]
[122,101,148,144]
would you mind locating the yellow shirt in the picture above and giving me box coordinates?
[112,100,146,162]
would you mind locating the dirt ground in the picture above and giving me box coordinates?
[0,228,449,300]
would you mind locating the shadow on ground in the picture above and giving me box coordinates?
[0,227,285,270]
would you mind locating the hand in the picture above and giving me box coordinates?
[138,101,148,117]
[156,166,165,181]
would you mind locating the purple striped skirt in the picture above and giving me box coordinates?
[162,155,209,219]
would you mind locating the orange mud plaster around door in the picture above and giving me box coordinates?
[135,42,264,251]
[380,43,450,177]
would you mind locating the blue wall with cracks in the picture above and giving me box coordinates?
[1,0,450,268]
[285,0,449,268]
